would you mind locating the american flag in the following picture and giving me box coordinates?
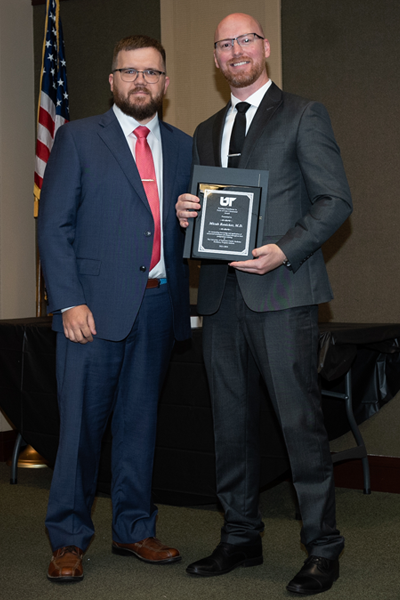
[34,0,69,217]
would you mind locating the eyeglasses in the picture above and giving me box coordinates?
[214,32,264,52]
[113,68,166,83]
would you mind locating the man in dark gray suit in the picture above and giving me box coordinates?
[176,12,352,595]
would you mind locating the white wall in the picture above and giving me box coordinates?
[0,0,36,320]
[0,0,36,431]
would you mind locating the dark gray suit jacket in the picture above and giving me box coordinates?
[194,83,353,315]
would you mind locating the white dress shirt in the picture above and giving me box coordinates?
[220,79,273,168]
[113,103,166,279]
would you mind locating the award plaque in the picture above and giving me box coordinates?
[183,165,269,261]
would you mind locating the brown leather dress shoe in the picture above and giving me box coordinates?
[47,545,84,582]
[112,537,181,564]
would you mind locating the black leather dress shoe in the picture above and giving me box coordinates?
[286,555,339,595]
[186,542,263,577]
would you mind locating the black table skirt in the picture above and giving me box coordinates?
[1,317,400,505]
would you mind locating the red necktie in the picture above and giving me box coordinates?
[133,126,161,271]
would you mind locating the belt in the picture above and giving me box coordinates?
[146,278,167,289]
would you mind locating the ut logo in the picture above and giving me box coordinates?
[220,196,236,207]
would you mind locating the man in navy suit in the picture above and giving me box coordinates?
[38,35,192,582]
[176,13,352,595]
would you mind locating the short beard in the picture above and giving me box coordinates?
[113,86,164,121]
[219,56,265,89]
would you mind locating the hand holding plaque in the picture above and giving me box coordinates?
[183,166,269,262]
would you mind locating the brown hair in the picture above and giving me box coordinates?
[111,35,166,71]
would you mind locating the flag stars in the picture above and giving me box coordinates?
[45,40,51,48]
[63,92,69,100]
[61,59,66,67]
[48,53,54,62]
[58,78,64,87]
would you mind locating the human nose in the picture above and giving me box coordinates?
[231,39,242,53]
[135,71,146,82]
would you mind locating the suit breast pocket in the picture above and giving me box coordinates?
[77,258,101,276]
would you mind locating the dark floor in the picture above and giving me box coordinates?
[1,460,400,600]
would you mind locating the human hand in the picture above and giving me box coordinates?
[229,244,287,275]
[175,193,201,228]
[62,305,97,343]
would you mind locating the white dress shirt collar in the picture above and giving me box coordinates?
[230,79,272,111]
[221,80,273,168]
[112,103,161,140]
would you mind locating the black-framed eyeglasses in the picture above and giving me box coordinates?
[214,32,264,52]
[113,68,166,83]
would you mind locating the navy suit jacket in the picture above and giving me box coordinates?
[194,83,353,314]
[38,108,192,341]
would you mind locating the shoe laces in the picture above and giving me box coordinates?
[304,555,331,572]
[58,545,80,557]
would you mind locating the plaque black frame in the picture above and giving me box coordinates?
[183,165,269,261]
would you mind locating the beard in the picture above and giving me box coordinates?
[219,55,265,88]
[113,85,164,121]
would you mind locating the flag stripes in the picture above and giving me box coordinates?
[34,0,69,217]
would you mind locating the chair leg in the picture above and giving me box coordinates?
[344,371,371,494]
[322,369,371,494]
[361,456,371,495]
[10,432,23,484]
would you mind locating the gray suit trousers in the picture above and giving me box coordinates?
[202,273,344,559]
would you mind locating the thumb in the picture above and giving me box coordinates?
[87,311,97,335]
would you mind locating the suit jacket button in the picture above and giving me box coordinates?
[140,265,147,272]
[144,231,152,237]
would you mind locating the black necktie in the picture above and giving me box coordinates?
[228,102,251,168]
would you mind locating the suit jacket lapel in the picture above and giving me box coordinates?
[97,109,150,212]
[212,105,229,167]
[240,82,283,168]
[159,122,178,225]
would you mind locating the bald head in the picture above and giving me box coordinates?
[214,13,265,44]
[213,12,270,99]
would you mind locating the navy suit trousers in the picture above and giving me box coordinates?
[45,284,174,551]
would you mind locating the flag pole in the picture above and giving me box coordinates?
[35,0,50,316]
